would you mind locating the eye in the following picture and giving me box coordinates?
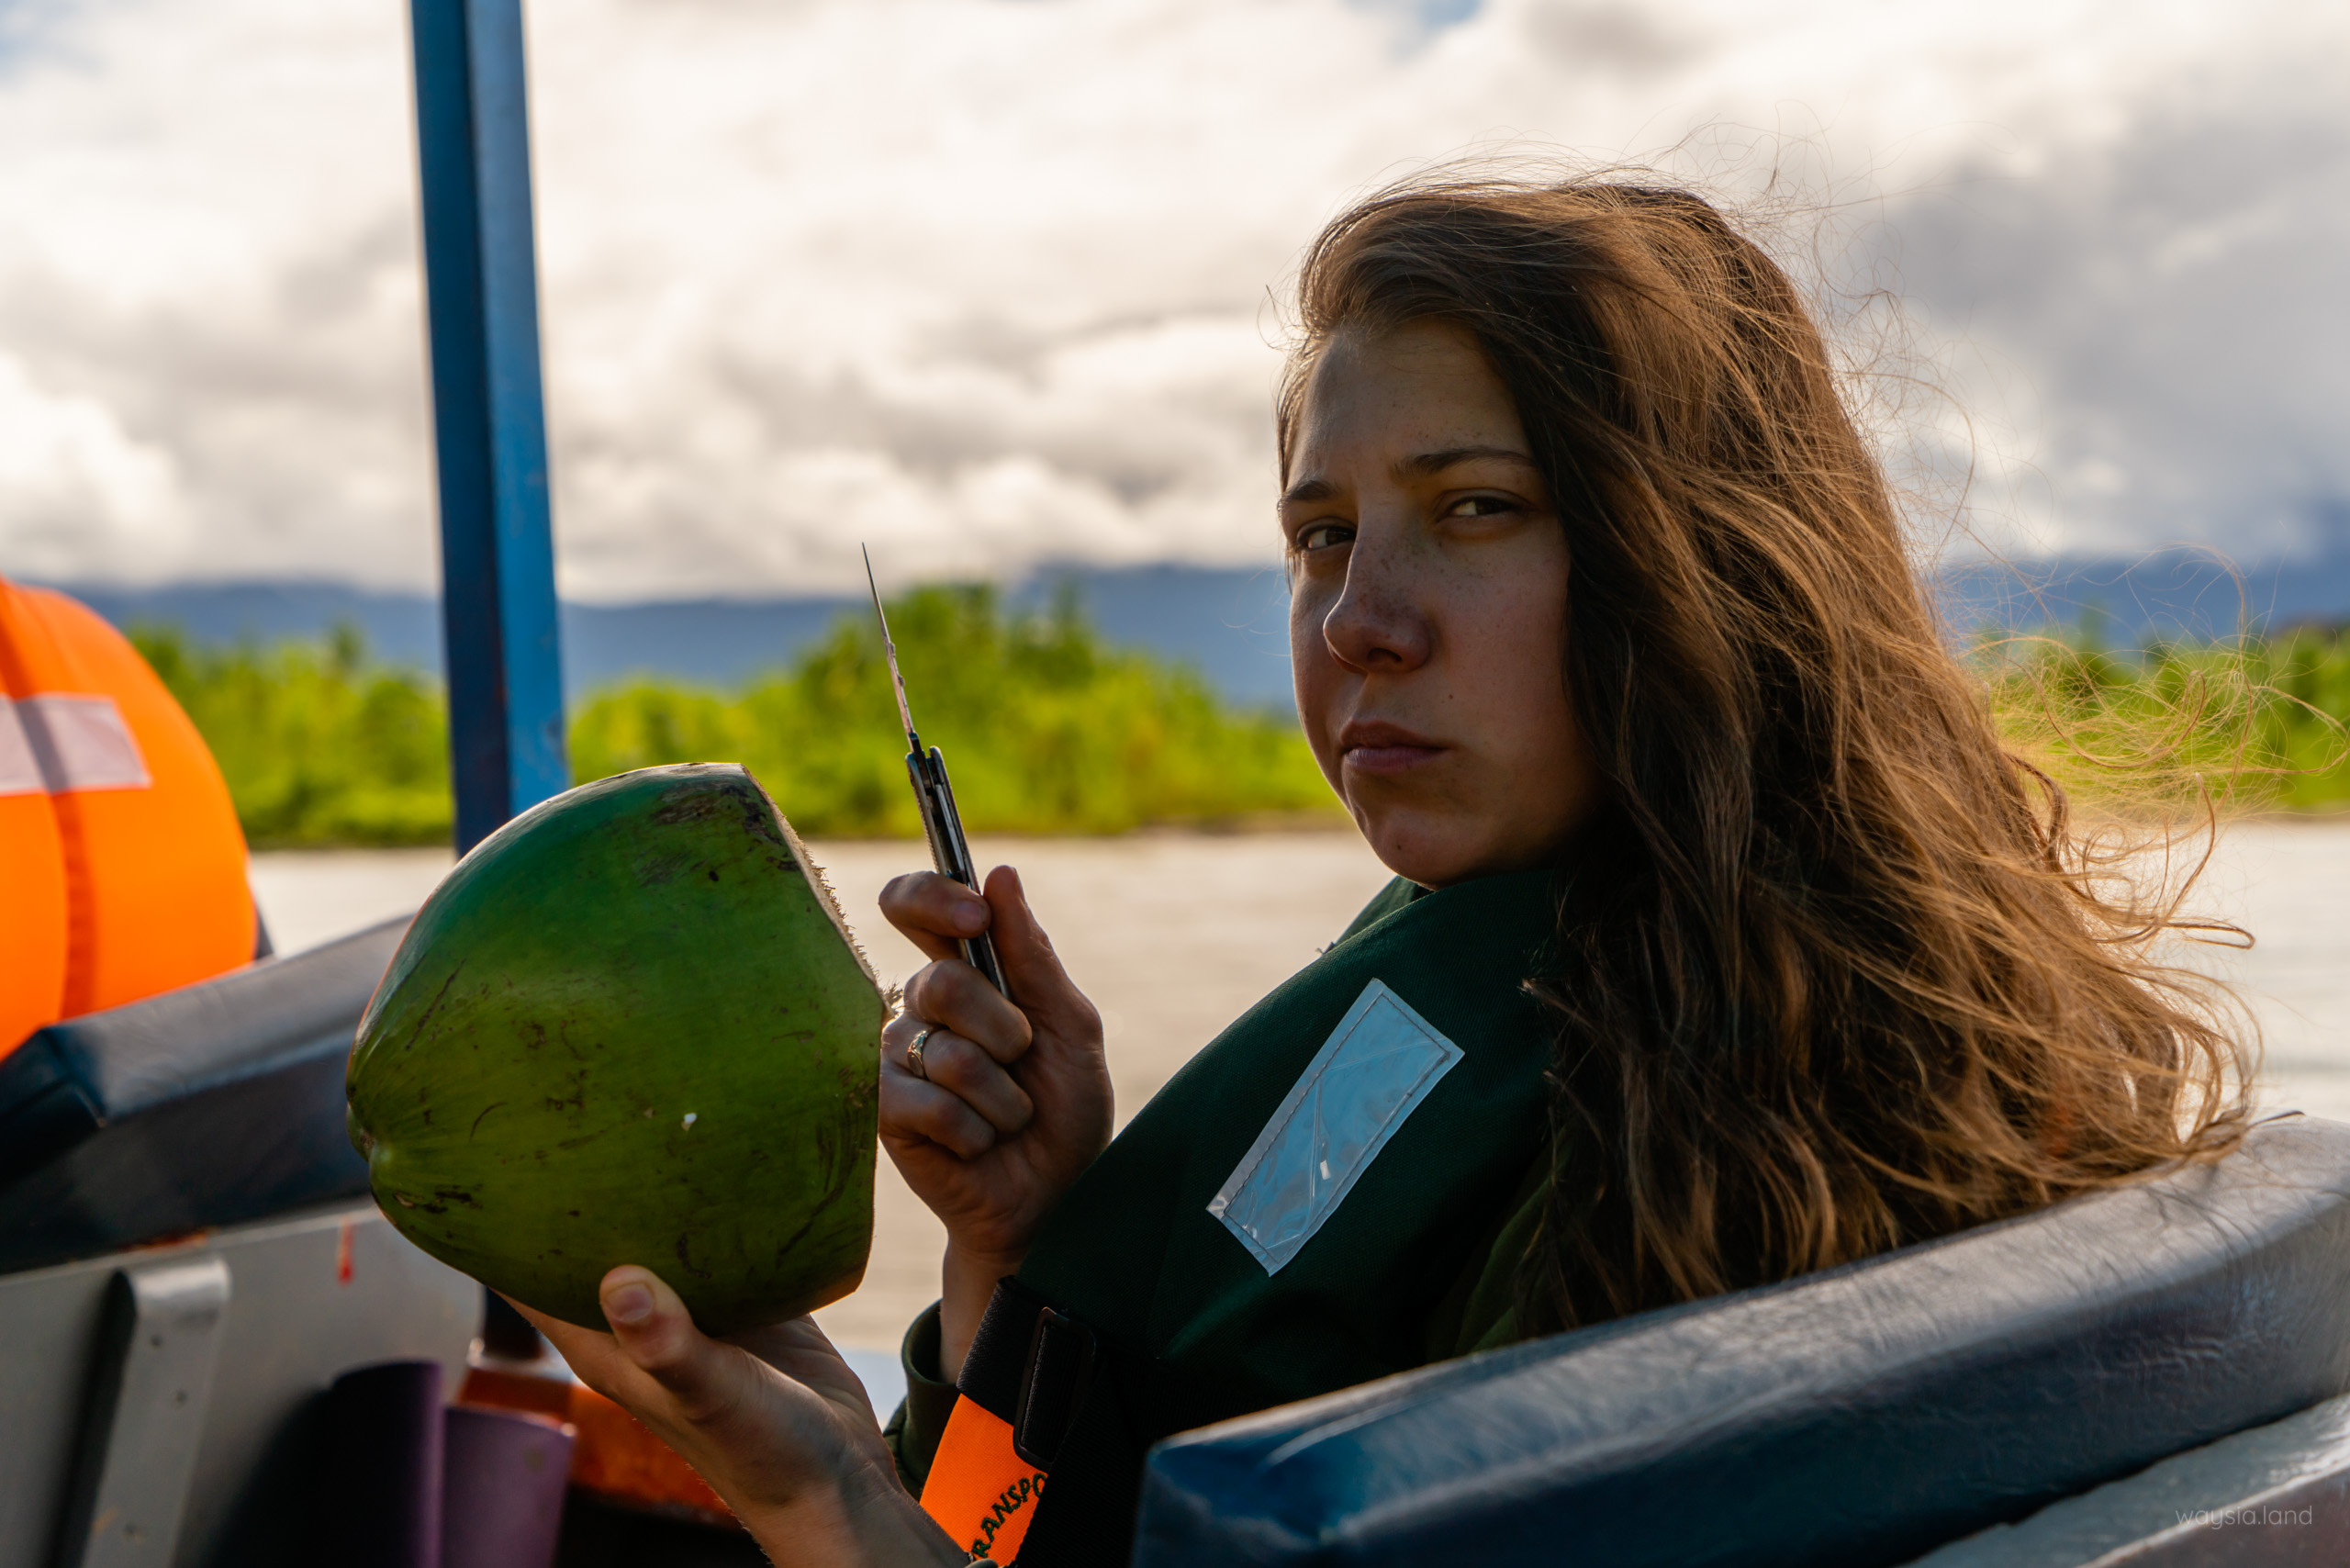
[1444,494,1519,520]
[1294,521,1355,553]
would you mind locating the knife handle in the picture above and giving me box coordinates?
[906,745,1008,995]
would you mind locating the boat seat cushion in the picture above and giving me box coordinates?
[1133,1118,2350,1568]
[0,918,406,1273]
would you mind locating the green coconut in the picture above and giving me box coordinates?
[346,763,882,1335]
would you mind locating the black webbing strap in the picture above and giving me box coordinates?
[1009,1367,1148,1568]
[958,1278,1045,1422]
[958,1278,1148,1564]
[957,1277,1097,1468]
[1014,1306,1097,1468]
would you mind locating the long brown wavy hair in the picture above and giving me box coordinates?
[1278,174,2256,1336]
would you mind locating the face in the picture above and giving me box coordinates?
[1283,319,1603,888]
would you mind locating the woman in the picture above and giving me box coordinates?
[520,174,2250,1566]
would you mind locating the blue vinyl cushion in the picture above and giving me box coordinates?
[0,918,408,1273]
[1134,1118,2350,1568]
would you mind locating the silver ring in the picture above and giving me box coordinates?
[905,1025,936,1081]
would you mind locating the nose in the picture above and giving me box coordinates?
[1321,530,1433,676]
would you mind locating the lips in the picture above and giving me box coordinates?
[1337,719,1446,776]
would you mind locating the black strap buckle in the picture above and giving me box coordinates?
[1012,1305,1097,1470]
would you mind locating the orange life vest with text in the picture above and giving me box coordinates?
[0,579,254,1058]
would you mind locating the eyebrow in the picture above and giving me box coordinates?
[1279,445,1536,509]
[1395,444,1536,479]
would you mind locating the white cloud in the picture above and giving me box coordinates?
[0,351,190,566]
[0,0,2343,599]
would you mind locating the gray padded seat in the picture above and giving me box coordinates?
[0,918,408,1273]
[1134,1118,2350,1568]
[0,916,488,1568]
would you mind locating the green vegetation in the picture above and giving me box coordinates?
[571,585,1337,836]
[137,584,1343,847]
[136,622,452,846]
[1980,627,2350,813]
[138,598,2350,849]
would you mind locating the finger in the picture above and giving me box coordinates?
[878,1065,1000,1159]
[880,1011,924,1074]
[909,1030,1035,1134]
[598,1266,744,1428]
[885,1002,1028,1080]
[878,871,991,962]
[508,1296,632,1394]
[982,865,1100,1039]
[903,958,1032,1064]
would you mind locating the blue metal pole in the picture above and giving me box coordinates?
[408,0,568,855]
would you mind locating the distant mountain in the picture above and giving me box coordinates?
[55,577,447,670]
[1938,545,2350,643]
[40,544,2350,714]
[46,564,1303,707]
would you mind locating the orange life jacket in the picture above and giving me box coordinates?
[0,578,254,1058]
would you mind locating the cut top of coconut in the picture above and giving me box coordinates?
[760,778,879,988]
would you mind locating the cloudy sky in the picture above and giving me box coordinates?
[0,0,2343,601]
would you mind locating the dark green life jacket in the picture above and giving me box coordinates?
[901,868,1564,1564]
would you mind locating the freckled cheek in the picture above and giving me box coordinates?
[1459,601,1573,773]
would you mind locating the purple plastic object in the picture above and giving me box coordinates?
[321,1360,446,1568]
[442,1403,576,1568]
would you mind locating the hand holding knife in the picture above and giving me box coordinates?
[864,546,1009,996]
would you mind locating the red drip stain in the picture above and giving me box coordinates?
[336,1217,356,1285]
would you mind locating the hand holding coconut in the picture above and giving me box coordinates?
[511,1272,966,1567]
[878,863,1115,1382]
[343,766,991,1560]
